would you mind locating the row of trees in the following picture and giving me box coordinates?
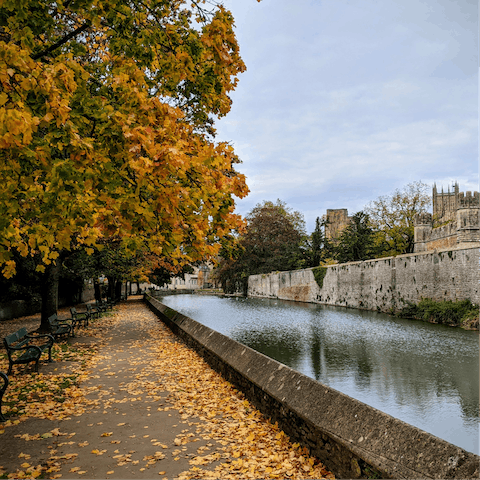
[0,1,431,315]
[215,181,431,294]
[0,0,250,328]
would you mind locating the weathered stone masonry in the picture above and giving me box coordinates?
[414,183,480,253]
[248,247,479,311]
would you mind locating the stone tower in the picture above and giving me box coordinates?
[414,183,480,252]
[456,191,480,245]
[324,209,351,242]
[432,182,459,224]
[413,212,433,253]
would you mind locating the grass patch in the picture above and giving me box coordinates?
[399,298,479,328]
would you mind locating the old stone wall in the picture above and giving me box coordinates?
[324,209,351,242]
[422,221,458,250]
[414,185,480,252]
[248,247,479,312]
[144,294,479,479]
[0,285,95,322]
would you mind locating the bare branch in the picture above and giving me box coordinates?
[32,22,91,61]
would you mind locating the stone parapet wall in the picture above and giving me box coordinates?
[248,247,479,313]
[414,184,479,252]
[426,221,458,248]
[144,294,479,479]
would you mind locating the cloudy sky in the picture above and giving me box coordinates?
[214,0,478,233]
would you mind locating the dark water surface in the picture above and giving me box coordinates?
[158,293,479,454]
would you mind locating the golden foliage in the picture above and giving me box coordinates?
[0,0,249,277]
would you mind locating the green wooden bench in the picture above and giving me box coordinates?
[86,303,101,319]
[48,314,75,339]
[95,299,112,312]
[3,327,54,375]
[0,372,8,421]
[70,307,90,328]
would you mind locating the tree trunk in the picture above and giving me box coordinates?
[115,281,122,302]
[107,277,115,300]
[94,280,101,301]
[39,261,61,331]
[77,281,83,303]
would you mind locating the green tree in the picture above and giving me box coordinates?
[303,216,334,267]
[216,200,306,294]
[365,181,431,255]
[0,0,249,327]
[310,217,324,267]
[334,211,378,263]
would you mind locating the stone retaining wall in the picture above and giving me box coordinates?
[145,294,479,479]
[0,285,95,322]
[248,247,480,313]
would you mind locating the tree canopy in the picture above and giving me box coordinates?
[302,216,334,268]
[334,211,378,263]
[215,200,306,294]
[0,0,250,322]
[364,181,430,255]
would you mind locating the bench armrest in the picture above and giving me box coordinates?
[0,372,8,395]
[51,318,76,330]
[6,344,33,352]
[61,317,77,325]
[7,345,42,357]
[27,345,42,356]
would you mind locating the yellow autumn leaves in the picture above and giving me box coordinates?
[0,0,249,279]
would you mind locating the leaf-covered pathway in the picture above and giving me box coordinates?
[0,299,334,479]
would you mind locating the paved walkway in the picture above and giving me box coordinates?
[0,298,333,479]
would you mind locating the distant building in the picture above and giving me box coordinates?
[323,208,352,243]
[164,263,215,290]
[414,183,480,252]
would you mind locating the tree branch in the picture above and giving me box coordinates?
[32,21,91,61]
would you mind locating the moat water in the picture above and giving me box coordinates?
[157,293,479,454]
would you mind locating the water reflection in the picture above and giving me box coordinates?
[158,294,479,454]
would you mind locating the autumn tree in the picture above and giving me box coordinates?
[216,200,306,295]
[0,0,249,327]
[364,181,431,256]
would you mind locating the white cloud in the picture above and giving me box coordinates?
[217,0,478,232]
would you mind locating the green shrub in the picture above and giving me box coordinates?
[400,298,478,327]
[312,266,327,289]
[398,300,418,318]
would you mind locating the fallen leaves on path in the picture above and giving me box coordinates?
[145,321,333,480]
[0,302,334,479]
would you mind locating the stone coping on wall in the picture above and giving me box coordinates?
[251,245,480,273]
[145,294,479,479]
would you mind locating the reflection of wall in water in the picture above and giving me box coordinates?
[232,327,304,372]
[229,301,478,423]
[306,313,478,421]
